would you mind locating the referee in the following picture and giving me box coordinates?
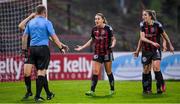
[22,5,68,102]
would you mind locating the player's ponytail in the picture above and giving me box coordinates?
[96,13,108,24]
[151,10,157,21]
[144,9,157,21]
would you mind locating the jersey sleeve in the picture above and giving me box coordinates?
[46,21,56,36]
[108,26,113,37]
[157,22,164,34]
[140,22,145,32]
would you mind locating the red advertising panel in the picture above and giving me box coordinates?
[0,53,101,82]
[48,53,94,80]
[0,55,26,82]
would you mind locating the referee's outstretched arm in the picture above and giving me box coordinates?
[50,34,68,53]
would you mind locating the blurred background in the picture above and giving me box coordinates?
[0,0,179,53]
[0,1,180,103]
[0,0,180,82]
[47,0,180,52]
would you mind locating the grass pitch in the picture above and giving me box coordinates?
[0,80,180,103]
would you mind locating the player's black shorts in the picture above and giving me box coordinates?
[141,49,161,65]
[93,53,114,63]
[24,48,30,64]
[29,45,50,70]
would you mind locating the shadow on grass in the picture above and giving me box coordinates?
[19,98,45,103]
[142,93,167,99]
[87,94,114,99]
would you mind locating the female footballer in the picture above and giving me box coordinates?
[139,10,174,94]
[75,13,116,96]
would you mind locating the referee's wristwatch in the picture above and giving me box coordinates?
[59,47,63,50]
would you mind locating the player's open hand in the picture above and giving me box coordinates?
[169,45,174,54]
[74,45,82,51]
[133,51,139,58]
[152,42,160,48]
[162,47,167,52]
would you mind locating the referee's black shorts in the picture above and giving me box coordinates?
[29,45,50,70]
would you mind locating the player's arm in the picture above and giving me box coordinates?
[22,34,28,50]
[161,31,174,54]
[22,21,30,51]
[74,38,93,51]
[133,38,142,57]
[18,13,36,31]
[161,34,167,52]
[140,31,160,48]
[136,39,142,53]
[110,36,116,48]
[20,13,35,51]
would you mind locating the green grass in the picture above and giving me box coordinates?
[0,80,180,103]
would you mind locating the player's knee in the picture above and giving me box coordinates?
[143,70,149,74]
[153,66,160,71]
[92,69,99,75]
[37,69,46,76]
[143,65,150,74]
[24,72,31,77]
[106,70,112,75]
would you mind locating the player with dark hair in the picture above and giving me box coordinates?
[22,5,68,102]
[19,13,36,100]
[75,13,116,96]
[138,9,174,94]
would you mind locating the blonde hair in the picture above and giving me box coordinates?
[144,9,157,20]
[96,13,108,24]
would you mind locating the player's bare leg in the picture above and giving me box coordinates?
[85,61,101,96]
[104,61,115,95]
[22,64,33,100]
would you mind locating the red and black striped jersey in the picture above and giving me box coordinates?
[91,25,113,55]
[140,21,164,52]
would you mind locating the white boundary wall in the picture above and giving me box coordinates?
[104,52,180,80]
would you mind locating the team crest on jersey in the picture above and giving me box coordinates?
[94,55,98,59]
[151,27,155,33]
[94,30,99,34]
[142,57,147,62]
[101,30,105,35]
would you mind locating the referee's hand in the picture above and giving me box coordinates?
[60,48,66,54]
[62,44,69,52]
